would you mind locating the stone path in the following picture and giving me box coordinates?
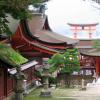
[76,85,100,100]
[54,85,100,100]
[71,85,100,100]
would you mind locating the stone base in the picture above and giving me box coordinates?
[40,90,51,97]
[15,93,23,100]
[80,87,86,91]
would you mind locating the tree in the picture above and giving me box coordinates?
[0,0,48,36]
[48,48,80,87]
[48,53,64,73]
[48,48,80,74]
[61,48,80,87]
[61,48,80,74]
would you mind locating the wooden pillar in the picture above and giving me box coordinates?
[95,58,100,77]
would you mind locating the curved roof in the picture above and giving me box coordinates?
[81,49,100,57]
[27,14,78,45]
[35,30,78,44]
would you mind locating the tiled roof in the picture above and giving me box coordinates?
[80,49,100,57]
[35,30,78,44]
[27,14,78,45]
[27,14,45,33]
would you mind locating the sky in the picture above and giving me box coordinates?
[45,0,100,39]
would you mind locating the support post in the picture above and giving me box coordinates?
[95,59,99,77]
[14,66,26,100]
[80,79,86,90]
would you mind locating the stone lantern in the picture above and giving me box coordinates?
[40,58,51,97]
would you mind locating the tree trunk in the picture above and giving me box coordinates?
[65,73,71,88]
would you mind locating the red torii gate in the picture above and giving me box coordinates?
[68,23,98,39]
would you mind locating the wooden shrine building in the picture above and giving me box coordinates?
[0,13,79,100]
[11,14,78,64]
[0,44,37,99]
[81,49,100,77]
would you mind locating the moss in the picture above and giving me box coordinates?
[0,43,28,66]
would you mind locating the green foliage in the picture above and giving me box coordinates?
[0,43,28,66]
[34,48,80,82]
[0,0,46,19]
[48,53,64,73]
[48,48,80,74]
[34,69,43,78]
[93,39,100,50]
[0,0,47,36]
[48,65,58,74]
[49,77,57,84]
[60,48,80,74]
[0,10,12,35]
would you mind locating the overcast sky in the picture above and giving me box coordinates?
[45,0,100,39]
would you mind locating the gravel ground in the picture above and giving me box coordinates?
[52,85,100,100]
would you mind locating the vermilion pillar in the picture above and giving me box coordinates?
[95,58,100,77]
[96,60,99,76]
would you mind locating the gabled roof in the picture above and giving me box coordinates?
[8,60,38,74]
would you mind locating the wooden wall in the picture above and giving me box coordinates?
[0,67,5,100]
[0,64,36,99]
